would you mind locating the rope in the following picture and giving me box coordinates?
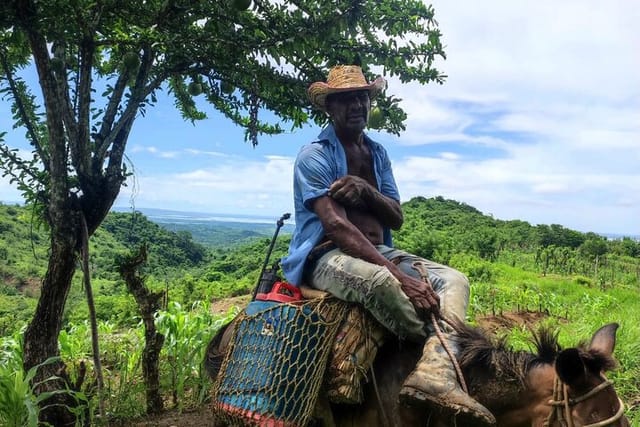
[563,380,575,427]
[545,376,625,427]
[370,364,390,427]
[212,298,347,426]
[365,313,390,427]
[586,398,625,427]
[410,262,468,394]
[430,312,468,394]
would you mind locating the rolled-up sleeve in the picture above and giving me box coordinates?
[294,144,335,210]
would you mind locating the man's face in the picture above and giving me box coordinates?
[326,90,371,135]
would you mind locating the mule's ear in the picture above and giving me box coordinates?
[556,348,586,385]
[589,323,618,356]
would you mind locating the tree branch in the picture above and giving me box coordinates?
[105,45,161,177]
[74,35,95,185]
[16,0,70,217]
[0,47,49,169]
[95,72,128,168]
[0,143,42,183]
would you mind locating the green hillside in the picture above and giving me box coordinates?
[0,204,211,334]
[1,198,639,425]
[395,196,639,286]
[0,202,293,334]
[2,197,639,336]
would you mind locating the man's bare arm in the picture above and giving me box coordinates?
[329,175,403,229]
[312,195,438,315]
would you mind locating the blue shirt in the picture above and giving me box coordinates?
[281,124,401,286]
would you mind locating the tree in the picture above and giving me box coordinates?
[580,236,609,279]
[0,0,446,423]
[118,245,166,415]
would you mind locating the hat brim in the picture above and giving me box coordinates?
[308,76,386,111]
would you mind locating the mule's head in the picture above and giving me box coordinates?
[548,323,629,427]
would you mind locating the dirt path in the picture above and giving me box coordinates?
[474,310,549,334]
[130,406,214,427]
[210,294,250,316]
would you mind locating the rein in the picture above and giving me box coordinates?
[410,261,468,394]
[545,376,625,427]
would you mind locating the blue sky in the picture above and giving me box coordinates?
[1,0,639,235]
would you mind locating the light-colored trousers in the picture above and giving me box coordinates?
[306,245,469,342]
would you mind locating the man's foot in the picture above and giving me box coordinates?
[399,334,496,426]
[399,382,495,426]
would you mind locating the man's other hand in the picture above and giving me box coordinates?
[328,175,372,209]
[398,273,440,318]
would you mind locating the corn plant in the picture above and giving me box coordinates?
[58,321,91,361]
[156,301,235,410]
[103,338,145,419]
[0,352,87,427]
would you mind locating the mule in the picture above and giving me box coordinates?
[206,318,629,426]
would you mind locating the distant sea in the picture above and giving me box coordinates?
[114,207,640,241]
[113,207,296,233]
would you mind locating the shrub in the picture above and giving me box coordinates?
[573,275,592,287]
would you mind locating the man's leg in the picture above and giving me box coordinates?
[376,247,496,426]
[376,246,469,324]
[307,248,427,342]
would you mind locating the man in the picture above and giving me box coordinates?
[281,65,495,426]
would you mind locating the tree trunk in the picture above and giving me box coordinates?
[119,245,166,414]
[23,210,80,427]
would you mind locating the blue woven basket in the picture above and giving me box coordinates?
[213,299,334,426]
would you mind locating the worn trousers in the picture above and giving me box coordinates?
[306,245,469,342]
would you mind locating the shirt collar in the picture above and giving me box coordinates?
[316,123,373,147]
[317,123,338,146]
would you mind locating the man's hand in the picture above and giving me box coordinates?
[328,175,372,209]
[397,272,440,318]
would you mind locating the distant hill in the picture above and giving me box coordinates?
[0,204,209,303]
[115,201,640,258]
[114,207,295,248]
[0,205,206,332]
[1,197,638,335]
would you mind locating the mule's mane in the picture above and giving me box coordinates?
[455,322,617,385]
[456,322,560,385]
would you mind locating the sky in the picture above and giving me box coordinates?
[1,0,639,236]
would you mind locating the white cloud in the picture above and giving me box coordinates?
[129,145,180,158]
[117,156,295,215]
[184,148,229,157]
[370,0,640,234]
[0,177,22,204]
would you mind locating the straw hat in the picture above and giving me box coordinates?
[308,65,386,111]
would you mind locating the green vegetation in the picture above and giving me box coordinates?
[1,198,639,424]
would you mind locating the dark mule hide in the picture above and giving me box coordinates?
[205,321,629,427]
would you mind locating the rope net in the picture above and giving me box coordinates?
[211,297,347,426]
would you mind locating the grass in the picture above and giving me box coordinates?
[461,257,640,425]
